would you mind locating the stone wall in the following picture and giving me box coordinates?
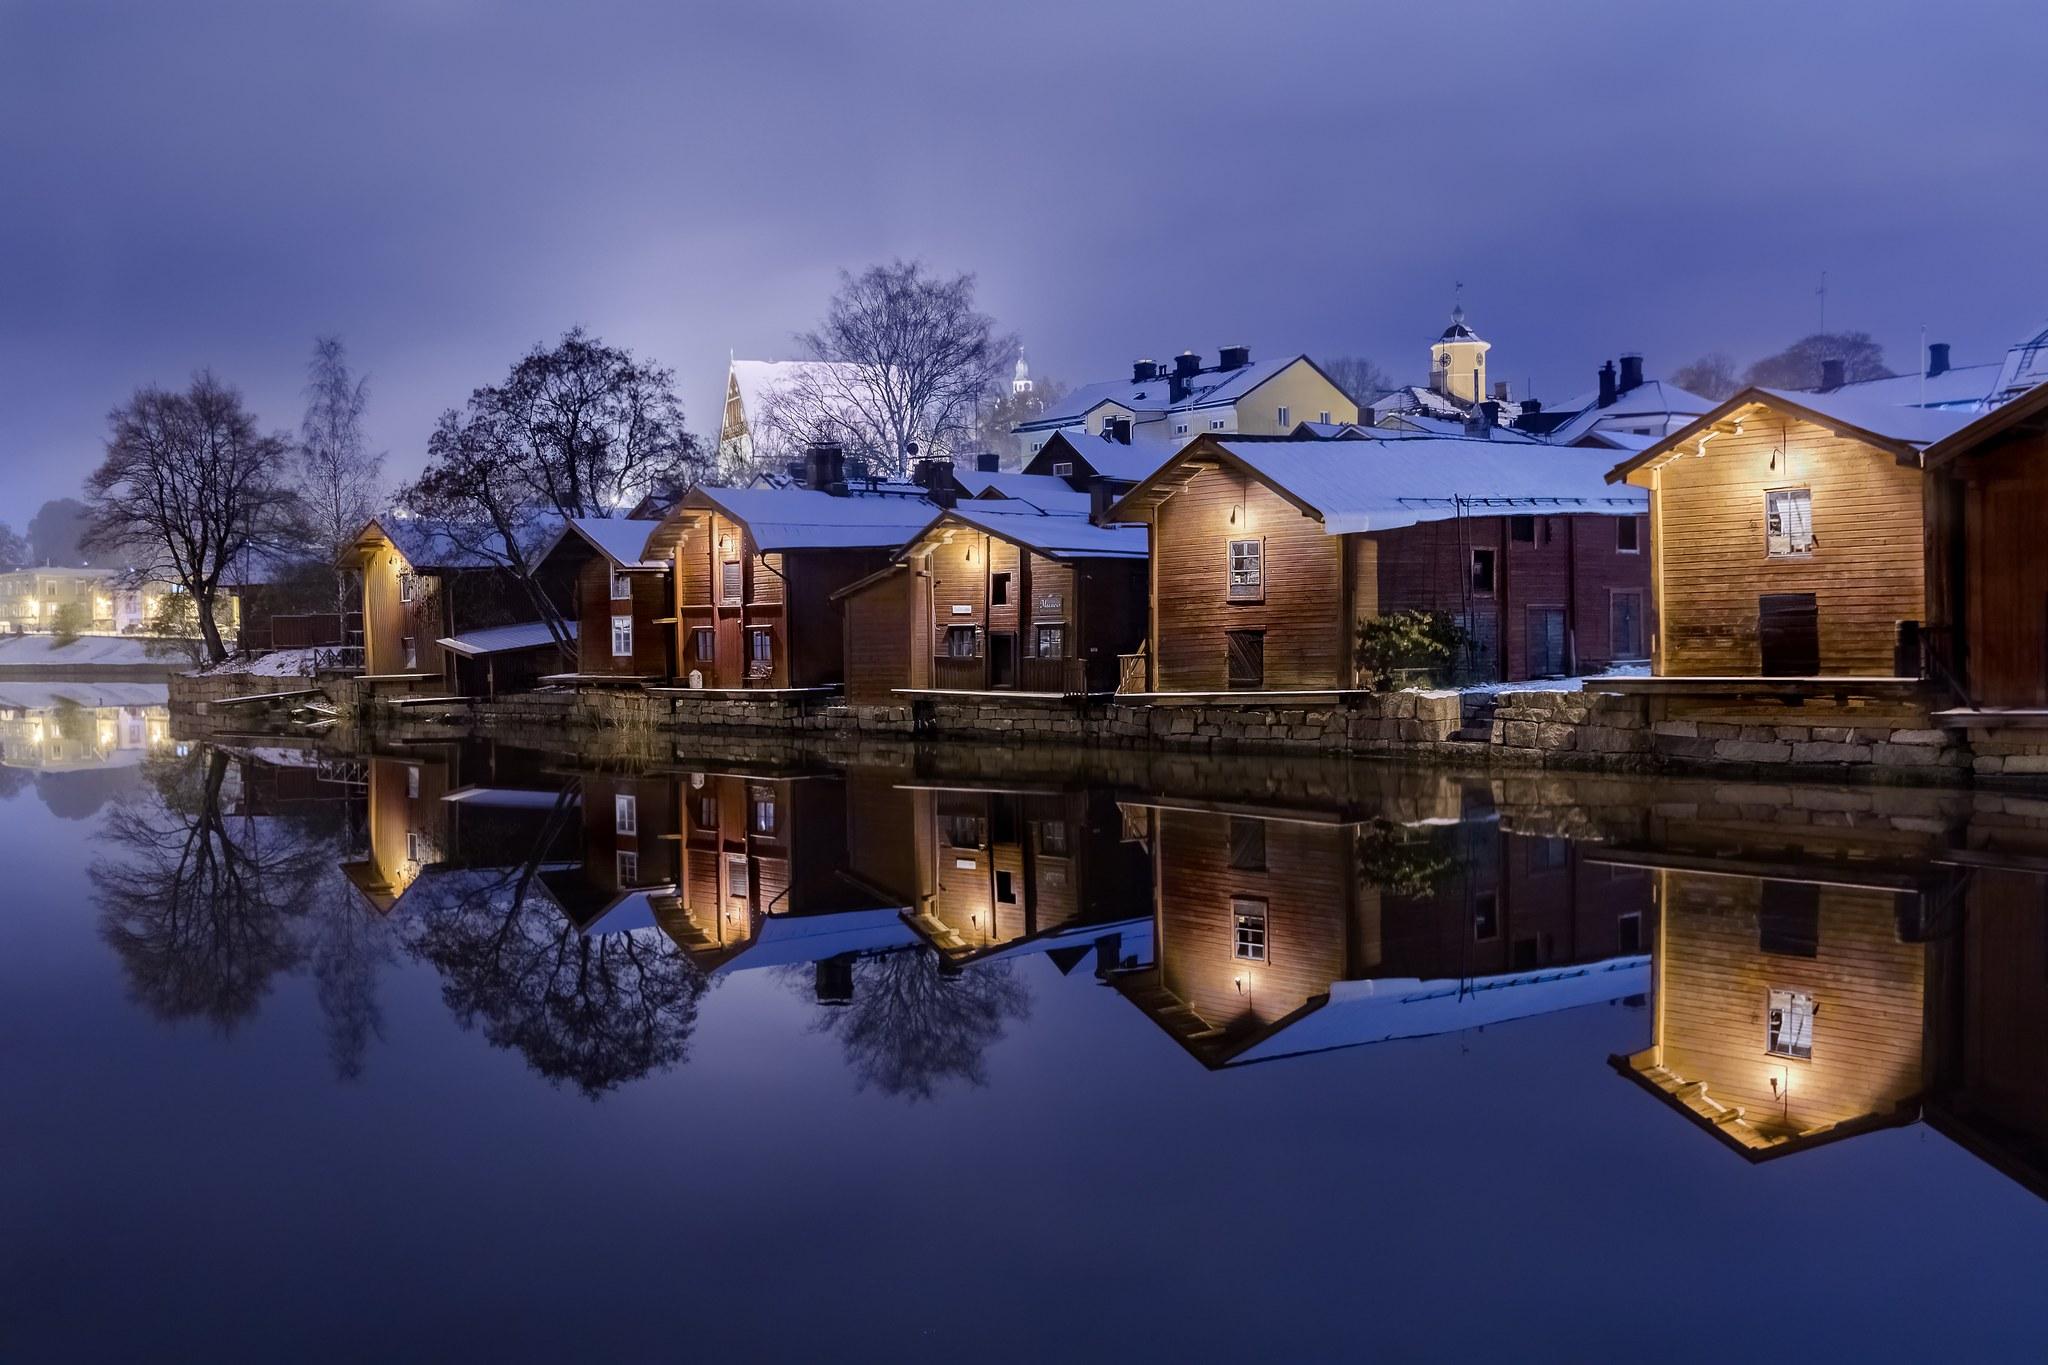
[169,670,318,710]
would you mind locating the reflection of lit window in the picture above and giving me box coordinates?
[1233,897,1267,962]
[1473,893,1499,940]
[749,788,776,835]
[995,869,1016,904]
[406,831,422,865]
[1038,820,1069,856]
[617,849,640,886]
[406,766,420,800]
[1767,989,1815,1059]
[611,572,632,600]
[615,793,637,835]
[695,794,718,829]
[612,615,633,657]
[1765,488,1816,557]
[1617,912,1643,954]
[726,853,749,901]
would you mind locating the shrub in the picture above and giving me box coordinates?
[1355,610,1468,691]
[48,601,90,646]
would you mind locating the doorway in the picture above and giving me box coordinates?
[1759,593,1820,676]
[989,632,1017,689]
[1526,606,1567,678]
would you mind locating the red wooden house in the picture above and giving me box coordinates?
[532,516,673,683]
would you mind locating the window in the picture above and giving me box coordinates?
[1473,892,1499,940]
[1176,423,1189,435]
[406,766,420,800]
[611,571,632,600]
[945,625,977,658]
[614,793,637,835]
[1531,837,1569,871]
[945,814,985,849]
[995,869,1016,904]
[691,628,714,663]
[1617,516,1641,553]
[726,853,750,901]
[616,849,640,886]
[1510,515,1536,544]
[747,628,774,678]
[1209,419,1226,431]
[1035,622,1064,658]
[402,636,418,669]
[694,794,718,829]
[1765,487,1816,557]
[611,614,633,657]
[1052,461,1074,477]
[1228,817,1267,871]
[1767,989,1815,1059]
[721,559,743,603]
[1611,590,1645,659]
[750,787,776,835]
[1318,411,1332,425]
[399,573,415,604]
[1617,912,1643,954]
[990,572,1010,606]
[1039,820,1069,856]
[1233,898,1268,962]
[1228,538,1264,602]
[1276,405,1290,426]
[1470,548,1496,594]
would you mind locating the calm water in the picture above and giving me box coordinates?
[4,694,2046,1362]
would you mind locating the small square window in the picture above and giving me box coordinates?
[1176,423,1189,435]
[750,787,776,835]
[1209,419,1226,431]
[991,572,1010,606]
[691,628,714,663]
[748,629,774,677]
[1767,988,1815,1059]
[1470,549,1496,594]
[694,794,718,830]
[611,571,632,601]
[1765,488,1816,557]
[616,849,640,886]
[614,792,637,835]
[945,625,977,659]
[1233,897,1268,962]
[1617,516,1641,553]
[945,814,985,849]
[1039,820,1069,856]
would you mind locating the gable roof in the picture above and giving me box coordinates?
[951,469,1092,514]
[1923,380,2048,468]
[1107,435,1644,535]
[901,502,1148,561]
[353,514,535,572]
[542,516,665,571]
[1029,428,1183,484]
[1542,379,1717,445]
[437,620,576,657]
[1823,362,2003,411]
[1014,354,1335,432]
[667,484,936,553]
[1604,386,1978,485]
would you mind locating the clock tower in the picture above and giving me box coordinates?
[1428,304,1490,405]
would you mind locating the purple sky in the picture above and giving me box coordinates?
[4,0,2043,519]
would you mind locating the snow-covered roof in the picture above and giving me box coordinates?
[1924,380,2048,467]
[1015,355,1316,432]
[682,485,936,552]
[712,907,920,977]
[1369,384,1470,422]
[1109,436,1645,535]
[906,503,1148,560]
[1821,363,2002,411]
[1605,385,1979,485]
[952,469,1092,514]
[1032,428,1185,483]
[545,516,665,570]
[359,513,557,572]
[1542,379,1718,444]
[436,620,574,657]
[1989,321,2048,407]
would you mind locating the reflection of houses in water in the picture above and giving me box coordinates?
[339,755,454,913]
[1113,794,1656,1067]
[893,785,1151,969]
[0,686,171,772]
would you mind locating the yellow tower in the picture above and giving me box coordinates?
[1429,304,1490,404]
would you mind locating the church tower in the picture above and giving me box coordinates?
[1428,304,1490,405]
[1012,353,1034,396]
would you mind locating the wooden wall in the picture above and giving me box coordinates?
[841,566,920,705]
[1151,466,1348,690]
[575,558,670,678]
[1654,869,1925,1136]
[1931,428,2048,706]
[1932,870,2048,1163]
[1645,411,1923,675]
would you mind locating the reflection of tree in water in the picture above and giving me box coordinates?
[401,819,705,1098]
[92,749,334,1030]
[308,880,397,1080]
[792,949,1032,1102]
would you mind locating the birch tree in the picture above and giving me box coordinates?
[297,336,385,612]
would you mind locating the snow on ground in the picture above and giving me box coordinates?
[1418,661,1649,700]
[188,647,326,678]
[0,633,174,667]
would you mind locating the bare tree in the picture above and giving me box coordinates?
[298,336,386,613]
[795,948,1032,1101]
[786,261,1016,478]
[1743,332,1892,390]
[401,329,706,654]
[85,373,305,664]
[1321,355,1396,409]
[1671,353,1741,401]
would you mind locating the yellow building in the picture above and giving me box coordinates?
[1013,348,1358,460]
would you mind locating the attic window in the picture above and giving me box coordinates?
[611,571,632,600]
[1617,517,1641,553]
[1228,538,1264,601]
[1052,461,1074,477]
[1510,515,1536,544]
[1471,549,1496,594]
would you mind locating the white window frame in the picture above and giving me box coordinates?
[1233,896,1268,962]
[1276,405,1290,427]
[615,792,637,835]
[611,614,633,657]
[1765,487,1816,558]
[1176,423,1189,435]
[1209,418,1227,431]
[1228,538,1264,602]
[1766,988,1815,1059]
[1052,461,1074,477]
[1035,621,1065,658]
[611,571,632,600]
[616,849,640,887]
[402,636,418,669]
[1318,411,1331,425]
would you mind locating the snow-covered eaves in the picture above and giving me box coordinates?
[436,620,575,657]
[544,516,666,570]
[952,469,1092,514]
[1821,363,2002,411]
[683,485,938,552]
[1033,428,1185,484]
[1923,379,2048,468]
[1014,355,1314,431]
[357,513,558,572]
[1541,379,1717,445]
[906,503,1148,561]
[1605,385,1978,484]
[1108,435,1645,534]
[711,907,920,976]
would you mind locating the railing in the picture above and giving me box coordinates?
[1017,657,1088,696]
[931,655,986,691]
[1116,650,1149,695]
[308,645,364,675]
[1908,621,1969,706]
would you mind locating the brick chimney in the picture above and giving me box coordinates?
[1597,360,1618,408]
[1820,358,1846,392]
[1618,354,1645,394]
[1927,342,1951,378]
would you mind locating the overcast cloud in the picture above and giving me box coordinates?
[3,0,2044,518]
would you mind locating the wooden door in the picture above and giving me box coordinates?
[1759,593,1820,676]
[1526,607,1566,678]
[989,632,1017,688]
[1226,629,1264,690]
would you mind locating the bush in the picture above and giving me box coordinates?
[48,601,90,645]
[1355,610,1468,691]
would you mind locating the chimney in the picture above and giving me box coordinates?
[1090,477,1123,522]
[1217,345,1251,371]
[1106,416,1133,445]
[1132,358,1159,383]
[1618,354,1645,394]
[1927,342,1951,378]
[1820,358,1846,392]
[1519,398,1542,417]
[976,451,1001,472]
[803,442,845,493]
[1492,380,1511,402]
[1597,360,1618,408]
[1475,400,1500,436]
[911,457,957,508]
[814,956,855,1006]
